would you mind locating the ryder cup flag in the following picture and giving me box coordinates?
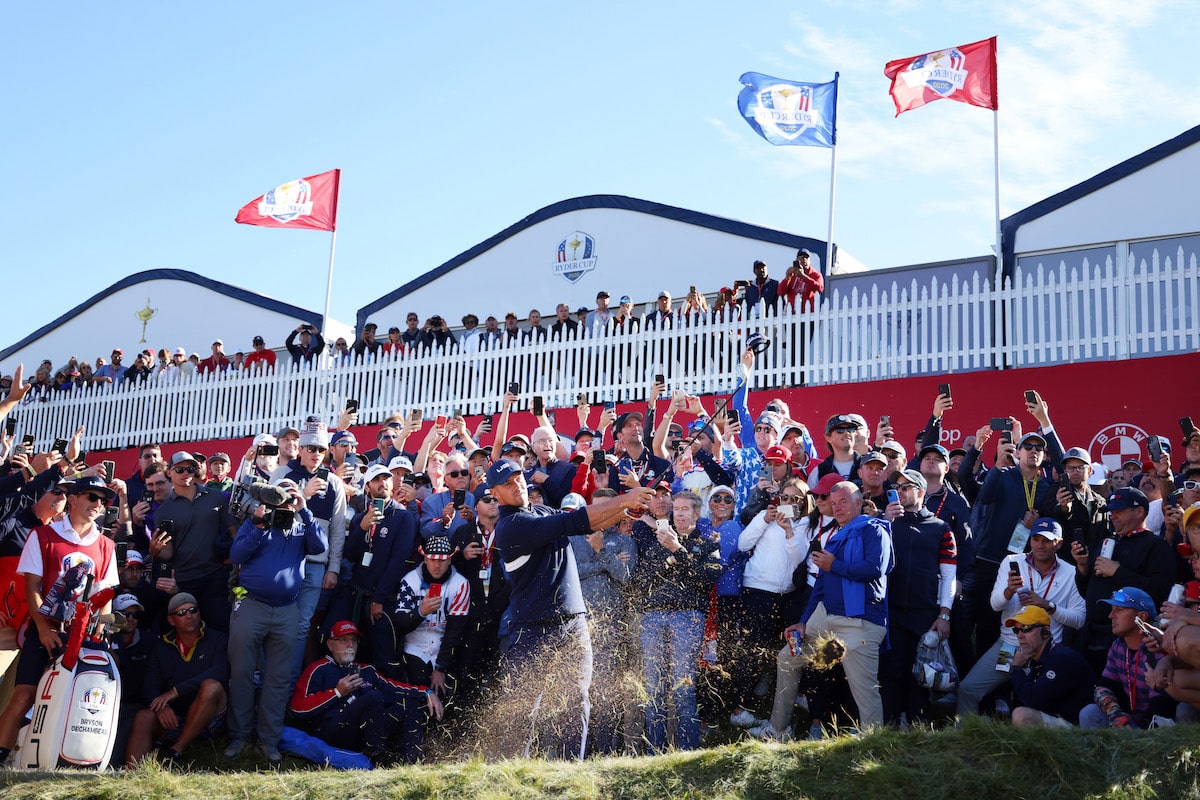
[884,37,997,116]
[738,73,837,147]
[235,169,340,231]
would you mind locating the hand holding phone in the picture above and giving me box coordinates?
[532,396,545,416]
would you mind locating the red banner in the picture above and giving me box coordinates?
[235,169,340,231]
[885,36,997,116]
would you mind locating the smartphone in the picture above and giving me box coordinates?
[603,400,616,412]
[886,489,899,504]
[1181,417,1197,439]
[345,398,359,414]
[104,506,120,530]
[655,373,665,386]
[259,444,279,456]
[938,383,951,399]
[157,520,174,534]
[1134,615,1164,644]
[141,491,153,505]
[77,451,88,464]
[453,408,463,420]
[52,437,68,455]
[759,464,772,481]
[777,504,795,520]
[102,460,115,483]
[4,416,15,436]
[481,414,493,432]
[1166,491,1182,509]
[990,417,1014,432]
[473,465,486,479]
[577,393,588,407]
[344,453,359,470]
[315,467,330,481]
[532,396,545,416]
[435,414,448,429]
[656,518,669,532]
[1024,390,1040,405]
[349,663,360,676]
[371,497,386,516]
[507,381,520,395]
[879,415,890,427]
[1000,431,1013,445]
[427,582,442,600]
[409,408,423,424]
[592,449,607,474]
[1148,436,1163,462]
[21,434,35,449]
[452,488,467,508]
[1009,561,1021,577]
[115,540,128,567]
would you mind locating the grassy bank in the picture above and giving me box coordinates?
[4,718,1199,800]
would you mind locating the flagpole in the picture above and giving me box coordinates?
[825,72,839,276]
[992,108,1001,271]
[322,229,337,344]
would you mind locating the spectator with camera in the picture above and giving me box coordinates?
[224,477,327,765]
[393,534,470,699]
[420,315,457,353]
[352,322,382,362]
[778,249,824,313]
[285,324,325,368]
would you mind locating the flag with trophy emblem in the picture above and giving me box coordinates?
[235,169,340,231]
[737,73,838,147]
[885,37,997,116]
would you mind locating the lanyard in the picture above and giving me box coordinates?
[1022,475,1039,511]
[1124,645,1143,712]
[1024,554,1059,598]
[480,528,495,569]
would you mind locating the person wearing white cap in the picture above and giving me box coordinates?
[197,340,230,376]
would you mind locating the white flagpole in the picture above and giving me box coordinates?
[322,229,337,342]
[825,73,840,275]
[992,107,1002,271]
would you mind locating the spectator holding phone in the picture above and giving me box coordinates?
[778,249,824,313]
[285,324,325,368]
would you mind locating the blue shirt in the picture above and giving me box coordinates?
[231,509,327,606]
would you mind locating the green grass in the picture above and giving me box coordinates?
[4,718,1200,800]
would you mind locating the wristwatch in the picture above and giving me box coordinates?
[1047,601,1057,615]
[939,613,951,622]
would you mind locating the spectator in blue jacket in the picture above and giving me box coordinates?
[224,479,327,765]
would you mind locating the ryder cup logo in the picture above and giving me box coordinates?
[903,47,968,96]
[554,232,598,284]
[257,178,314,224]
[1090,424,1148,474]
[750,83,821,140]
[80,686,109,715]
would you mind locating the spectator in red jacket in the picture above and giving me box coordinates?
[778,249,825,312]
[242,336,276,374]
[197,341,230,375]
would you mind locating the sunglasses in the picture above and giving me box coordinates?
[710,495,734,504]
[303,446,328,454]
[1013,624,1044,634]
[1021,444,1045,452]
[1182,481,1200,491]
[813,493,830,500]
[779,494,804,502]
[446,469,470,479]
[82,492,109,504]
[172,606,200,617]
[172,465,197,475]
[832,426,857,434]
[478,496,497,504]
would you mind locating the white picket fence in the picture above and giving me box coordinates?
[15,246,1199,452]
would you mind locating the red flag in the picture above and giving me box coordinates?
[884,37,997,117]
[235,169,340,231]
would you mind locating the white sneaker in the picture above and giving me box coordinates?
[748,720,792,742]
[730,709,759,728]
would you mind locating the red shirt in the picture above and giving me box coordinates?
[198,354,230,375]
[243,349,277,373]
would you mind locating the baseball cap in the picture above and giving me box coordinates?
[1019,432,1047,448]
[388,455,414,472]
[1005,605,1051,629]
[124,549,145,567]
[1088,463,1108,486]
[879,441,906,460]
[69,475,117,504]
[208,452,230,464]
[1062,447,1091,464]
[330,430,358,448]
[919,444,949,462]
[763,445,792,463]
[1029,518,1063,541]
[614,411,643,433]
[596,290,610,300]
[252,335,265,345]
[114,593,143,613]
[329,620,361,638]
[861,451,888,468]
[755,411,782,434]
[487,460,523,488]
[812,473,842,496]
[500,441,527,456]
[168,593,199,614]
[1107,487,1150,511]
[892,469,927,491]
[168,452,198,468]
[560,493,587,510]
[1099,587,1156,615]
[421,534,455,560]
[710,485,735,500]
[657,289,670,299]
[619,295,632,304]
[825,414,857,435]
[362,464,391,483]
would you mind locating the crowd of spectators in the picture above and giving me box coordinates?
[7,251,826,401]
[0,309,1197,770]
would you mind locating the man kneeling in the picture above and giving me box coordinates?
[290,620,443,765]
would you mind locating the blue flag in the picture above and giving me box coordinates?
[737,72,838,147]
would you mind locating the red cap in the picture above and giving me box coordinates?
[328,620,361,638]
[812,473,843,495]
[764,445,793,463]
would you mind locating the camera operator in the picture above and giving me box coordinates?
[224,478,327,765]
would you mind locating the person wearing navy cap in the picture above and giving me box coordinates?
[1070,487,1175,675]
[486,459,653,759]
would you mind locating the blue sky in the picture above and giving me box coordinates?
[4,1,1197,345]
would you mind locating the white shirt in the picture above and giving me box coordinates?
[17,515,120,589]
